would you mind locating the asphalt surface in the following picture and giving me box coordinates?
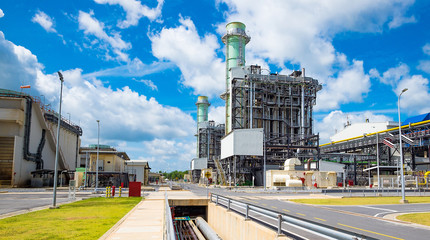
[0,189,101,217]
[183,184,430,240]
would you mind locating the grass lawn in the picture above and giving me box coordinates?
[289,196,430,205]
[0,197,142,240]
[397,212,430,226]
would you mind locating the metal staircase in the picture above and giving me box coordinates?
[214,157,226,186]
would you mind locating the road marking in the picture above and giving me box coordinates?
[271,206,277,209]
[358,205,397,212]
[282,209,290,212]
[262,203,268,206]
[313,217,326,221]
[296,213,306,216]
[338,223,405,240]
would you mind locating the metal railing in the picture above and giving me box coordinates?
[210,193,370,240]
[164,192,176,240]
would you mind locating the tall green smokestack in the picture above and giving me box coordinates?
[222,22,250,134]
[196,96,210,123]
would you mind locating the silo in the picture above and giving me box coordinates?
[221,22,250,133]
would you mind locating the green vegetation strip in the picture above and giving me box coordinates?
[289,196,430,205]
[397,212,430,226]
[0,197,142,240]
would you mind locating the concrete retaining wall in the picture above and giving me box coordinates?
[207,202,290,240]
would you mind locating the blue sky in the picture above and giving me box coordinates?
[1,0,430,172]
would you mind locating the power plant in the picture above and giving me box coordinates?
[192,22,322,186]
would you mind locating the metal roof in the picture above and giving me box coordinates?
[402,112,430,125]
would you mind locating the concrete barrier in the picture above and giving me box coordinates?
[207,202,290,240]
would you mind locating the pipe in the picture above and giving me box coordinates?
[417,171,430,186]
[22,96,45,169]
[195,217,222,240]
[189,220,206,240]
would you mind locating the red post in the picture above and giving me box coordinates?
[112,186,116,197]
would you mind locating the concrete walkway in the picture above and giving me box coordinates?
[102,188,207,240]
[103,199,164,240]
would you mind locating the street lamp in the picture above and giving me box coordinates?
[398,88,408,204]
[52,71,64,208]
[95,120,100,192]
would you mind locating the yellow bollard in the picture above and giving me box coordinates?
[119,186,122,197]
[105,187,108,198]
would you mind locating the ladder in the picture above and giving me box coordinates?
[214,157,226,186]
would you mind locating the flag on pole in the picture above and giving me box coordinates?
[20,85,31,89]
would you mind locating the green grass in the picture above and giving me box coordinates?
[289,196,430,205]
[0,197,142,240]
[397,212,430,226]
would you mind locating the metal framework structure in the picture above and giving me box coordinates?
[221,65,322,185]
[320,120,430,186]
[197,121,225,168]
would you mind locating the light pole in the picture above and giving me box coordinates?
[67,113,71,123]
[51,71,64,208]
[95,120,100,192]
[398,88,408,204]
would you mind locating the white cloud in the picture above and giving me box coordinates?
[374,63,430,114]
[217,0,415,110]
[395,75,430,114]
[417,60,430,74]
[150,16,224,97]
[372,63,410,86]
[316,60,370,111]
[32,10,57,33]
[136,79,158,91]
[315,110,392,143]
[208,105,225,124]
[0,31,196,171]
[423,43,430,56]
[0,9,4,18]
[0,31,42,91]
[78,10,131,62]
[83,58,173,78]
[94,0,164,28]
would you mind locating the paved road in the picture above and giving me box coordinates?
[183,184,430,240]
[0,190,99,217]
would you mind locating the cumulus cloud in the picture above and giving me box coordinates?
[208,105,225,124]
[32,10,57,33]
[316,60,370,111]
[94,0,164,28]
[216,0,415,110]
[150,16,224,97]
[0,30,196,171]
[372,63,430,114]
[0,9,4,18]
[78,10,131,62]
[0,31,42,90]
[315,110,392,143]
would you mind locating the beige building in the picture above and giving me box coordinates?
[0,89,81,187]
[80,145,129,172]
[79,145,129,187]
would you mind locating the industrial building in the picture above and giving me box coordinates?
[191,96,225,183]
[217,22,322,186]
[79,145,129,187]
[320,114,430,187]
[125,160,150,185]
[0,89,82,187]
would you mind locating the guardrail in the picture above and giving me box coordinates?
[164,192,176,240]
[210,193,371,240]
